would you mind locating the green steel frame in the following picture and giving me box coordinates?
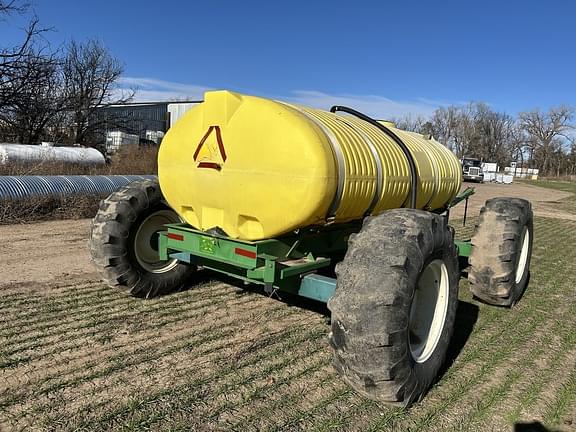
[158,188,476,304]
[159,223,359,302]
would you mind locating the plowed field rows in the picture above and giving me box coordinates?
[1,180,575,431]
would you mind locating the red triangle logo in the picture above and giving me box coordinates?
[193,126,227,171]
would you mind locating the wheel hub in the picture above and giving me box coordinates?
[133,209,181,273]
[409,259,450,363]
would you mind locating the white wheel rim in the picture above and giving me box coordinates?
[409,259,450,364]
[134,209,180,273]
[515,227,530,284]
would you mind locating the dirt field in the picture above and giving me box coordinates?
[1,180,575,431]
[451,180,574,220]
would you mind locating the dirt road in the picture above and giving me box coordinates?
[450,181,574,220]
[0,219,95,286]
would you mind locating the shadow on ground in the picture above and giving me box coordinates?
[437,299,479,380]
[515,421,563,432]
[221,273,331,316]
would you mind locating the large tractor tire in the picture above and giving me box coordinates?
[468,197,533,307]
[90,179,196,298]
[328,209,459,407]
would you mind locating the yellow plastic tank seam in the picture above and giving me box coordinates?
[280,102,345,220]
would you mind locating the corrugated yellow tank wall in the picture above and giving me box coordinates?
[158,90,462,240]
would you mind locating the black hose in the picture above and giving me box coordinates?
[329,105,418,209]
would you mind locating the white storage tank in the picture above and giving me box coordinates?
[0,143,105,166]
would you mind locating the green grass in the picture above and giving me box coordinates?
[1,217,576,431]
[520,179,576,213]
[520,179,576,194]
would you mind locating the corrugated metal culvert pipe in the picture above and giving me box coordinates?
[0,175,156,200]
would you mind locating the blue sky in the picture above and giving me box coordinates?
[2,0,575,118]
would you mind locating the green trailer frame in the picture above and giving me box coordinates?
[158,188,476,304]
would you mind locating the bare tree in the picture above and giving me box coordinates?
[0,50,64,143]
[0,0,28,15]
[1,8,133,147]
[464,103,516,167]
[568,141,576,176]
[392,114,427,133]
[62,39,133,146]
[427,106,462,153]
[0,2,45,108]
[0,0,65,144]
[518,106,574,175]
[398,102,575,176]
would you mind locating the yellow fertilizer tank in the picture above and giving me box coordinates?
[158,90,462,240]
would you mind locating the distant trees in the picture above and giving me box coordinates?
[62,40,133,145]
[0,1,131,147]
[393,114,428,135]
[0,1,46,114]
[518,106,574,176]
[395,103,575,177]
[0,50,63,143]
